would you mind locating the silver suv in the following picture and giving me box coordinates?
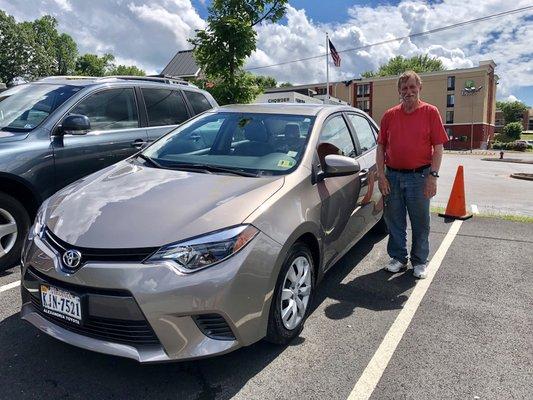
[0,76,217,270]
[21,103,385,362]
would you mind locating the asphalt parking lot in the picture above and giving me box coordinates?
[1,216,531,400]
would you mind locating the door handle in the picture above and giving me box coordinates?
[131,139,147,149]
[359,169,369,184]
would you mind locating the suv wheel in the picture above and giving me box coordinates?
[266,242,314,344]
[0,193,30,271]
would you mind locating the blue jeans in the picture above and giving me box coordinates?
[384,168,430,266]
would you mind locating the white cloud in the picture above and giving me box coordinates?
[506,95,520,102]
[52,0,72,12]
[0,0,531,100]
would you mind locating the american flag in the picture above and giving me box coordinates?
[329,39,341,67]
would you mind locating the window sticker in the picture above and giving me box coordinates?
[287,151,298,157]
[277,159,295,168]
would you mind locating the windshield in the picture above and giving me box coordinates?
[0,83,82,133]
[143,112,316,176]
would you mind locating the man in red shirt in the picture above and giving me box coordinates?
[376,71,448,279]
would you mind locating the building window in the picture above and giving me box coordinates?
[446,111,454,124]
[356,84,370,97]
[447,94,455,108]
[356,100,370,111]
[447,76,455,91]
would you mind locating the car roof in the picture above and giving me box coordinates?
[214,103,361,116]
[31,75,200,90]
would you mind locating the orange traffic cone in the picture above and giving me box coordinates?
[438,165,473,220]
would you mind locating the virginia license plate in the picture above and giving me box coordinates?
[40,284,82,325]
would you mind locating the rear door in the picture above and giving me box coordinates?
[141,88,191,144]
[52,87,146,189]
[315,113,363,261]
[345,112,381,235]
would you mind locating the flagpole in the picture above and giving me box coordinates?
[326,32,329,101]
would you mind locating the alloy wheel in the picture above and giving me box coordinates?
[0,208,17,258]
[280,255,312,330]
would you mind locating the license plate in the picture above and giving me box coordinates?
[40,284,82,325]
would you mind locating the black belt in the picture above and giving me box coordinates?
[386,164,431,173]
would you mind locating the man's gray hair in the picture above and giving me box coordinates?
[397,71,422,90]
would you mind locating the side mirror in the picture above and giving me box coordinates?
[59,114,91,135]
[319,154,360,180]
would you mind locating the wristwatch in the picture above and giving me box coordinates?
[429,171,439,178]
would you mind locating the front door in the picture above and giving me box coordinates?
[52,87,146,190]
[315,114,363,263]
[346,113,381,239]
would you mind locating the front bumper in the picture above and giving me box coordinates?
[20,230,282,362]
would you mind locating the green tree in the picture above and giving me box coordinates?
[56,33,78,75]
[253,74,277,90]
[279,82,293,87]
[0,11,33,83]
[496,100,528,124]
[0,12,78,82]
[189,0,287,104]
[107,64,146,76]
[75,53,115,76]
[502,122,523,141]
[361,55,444,78]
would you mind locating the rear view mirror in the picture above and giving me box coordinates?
[321,154,360,179]
[59,114,91,135]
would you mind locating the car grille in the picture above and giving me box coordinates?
[24,268,160,346]
[193,314,235,341]
[42,227,158,270]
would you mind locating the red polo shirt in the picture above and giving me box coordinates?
[377,101,448,169]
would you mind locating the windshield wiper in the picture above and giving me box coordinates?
[137,153,163,169]
[164,162,258,177]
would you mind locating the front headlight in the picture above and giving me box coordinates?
[28,199,48,240]
[145,225,259,273]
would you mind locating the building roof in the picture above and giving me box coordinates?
[265,59,497,92]
[161,50,201,78]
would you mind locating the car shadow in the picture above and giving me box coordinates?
[312,230,416,320]
[0,231,394,400]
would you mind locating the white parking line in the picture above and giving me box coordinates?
[0,280,20,293]
[471,204,479,214]
[347,220,463,400]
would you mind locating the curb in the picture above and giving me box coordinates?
[482,158,533,165]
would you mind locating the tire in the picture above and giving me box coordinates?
[0,193,31,271]
[266,242,315,345]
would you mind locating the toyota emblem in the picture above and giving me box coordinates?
[62,249,82,269]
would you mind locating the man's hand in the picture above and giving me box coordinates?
[378,175,390,196]
[424,175,437,198]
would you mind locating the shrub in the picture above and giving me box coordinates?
[502,122,523,141]
[493,133,513,143]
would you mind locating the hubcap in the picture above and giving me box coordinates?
[0,208,17,258]
[280,255,312,330]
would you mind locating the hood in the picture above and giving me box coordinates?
[0,131,29,143]
[46,160,284,248]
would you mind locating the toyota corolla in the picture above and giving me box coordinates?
[20,103,385,362]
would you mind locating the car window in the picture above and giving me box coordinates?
[346,113,377,153]
[318,115,356,159]
[184,91,213,114]
[70,88,138,131]
[142,88,189,127]
[0,84,81,133]
[143,112,315,176]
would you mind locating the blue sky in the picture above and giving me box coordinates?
[1,0,532,105]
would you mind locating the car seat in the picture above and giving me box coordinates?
[233,120,274,156]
